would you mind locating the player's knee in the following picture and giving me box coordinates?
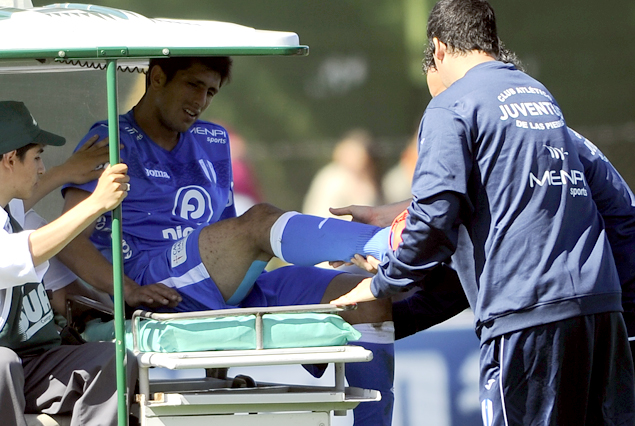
[242,203,283,220]
[240,203,286,231]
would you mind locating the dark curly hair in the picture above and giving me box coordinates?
[423,0,499,73]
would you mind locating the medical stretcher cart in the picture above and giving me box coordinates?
[132,304,379,426]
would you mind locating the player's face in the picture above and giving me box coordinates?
[156,62,222,133]
[13,145,45,200]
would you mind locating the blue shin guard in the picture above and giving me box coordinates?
[346,323,395,426]
[226,260,268,305]
[270,212,389,265]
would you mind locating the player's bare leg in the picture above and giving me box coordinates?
[199,206,394,426]
[198,202,389,303]
[320,272,392,323]
[197,203,284,300]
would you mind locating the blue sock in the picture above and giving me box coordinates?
[270,213,389,265]
[346,323,395,426]
[363,227,390,260]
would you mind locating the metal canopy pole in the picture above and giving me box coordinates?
[106,58,128,426]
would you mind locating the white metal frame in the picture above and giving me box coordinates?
[132,305,380,425]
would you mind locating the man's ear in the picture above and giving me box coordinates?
[1,150,17,169]
[149,64,167,89]
[433,37,447,63]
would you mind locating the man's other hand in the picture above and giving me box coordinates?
[124,282,182,309]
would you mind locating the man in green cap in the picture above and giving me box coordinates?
[0,100,136,426]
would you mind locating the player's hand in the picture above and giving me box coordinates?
[90,163,129,212]
[61,135,121,185]
[124,282,182,308]
[330,277,377,305]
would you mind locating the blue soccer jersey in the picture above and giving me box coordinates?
[64,110,236,280]
[63,110,343,312]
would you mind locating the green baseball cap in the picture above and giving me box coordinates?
[0,101,66,155]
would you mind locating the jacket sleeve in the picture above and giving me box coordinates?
[371,107,473,298]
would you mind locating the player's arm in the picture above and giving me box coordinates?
[57,187,181,308]
[23,135,110,211]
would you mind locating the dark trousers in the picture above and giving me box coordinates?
[0,342,137,426]
[479,312,635,426]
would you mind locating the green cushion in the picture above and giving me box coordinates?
[263,313,361,349]
[127,313,360,353]
[133,315,256,352]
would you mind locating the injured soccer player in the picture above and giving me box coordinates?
[58,56,395,426]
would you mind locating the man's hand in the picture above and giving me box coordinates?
[88,163,130,213]
[350,254,380,274]
[61,135,119,185]
[330,277,377,305]
[124,282,182,309]
[329,254,380,274]
[329,205,378,225]
[330,200,410,228]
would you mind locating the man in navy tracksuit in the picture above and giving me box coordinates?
[392,126,635,347]
[331,0,635,424]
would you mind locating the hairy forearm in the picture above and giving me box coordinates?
[56,232,118,295]
[57,230,176,308]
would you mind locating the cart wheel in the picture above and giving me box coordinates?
[231,374,256,388]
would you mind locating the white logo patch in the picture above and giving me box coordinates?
[145,168,171,179]
[543,145,568,160]
[172,185,213,223]
[171,237,188,268]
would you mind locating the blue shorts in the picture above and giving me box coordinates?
[129,226,343,312]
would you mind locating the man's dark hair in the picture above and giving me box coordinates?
[15,143,38,161]
[498,41,524,72]
[145,56,233,88]
[423,40,523,74]
[425,0,499,69]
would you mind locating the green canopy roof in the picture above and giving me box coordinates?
[0,3,308,74]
